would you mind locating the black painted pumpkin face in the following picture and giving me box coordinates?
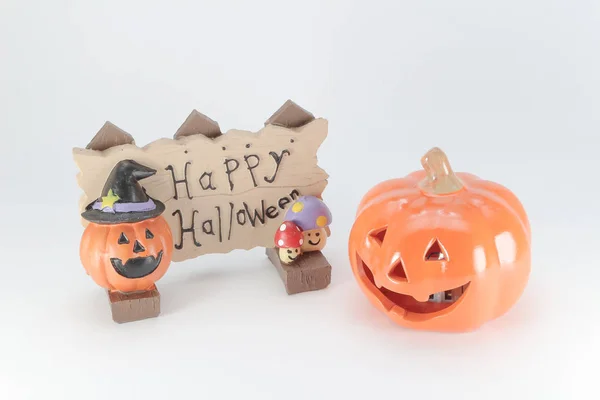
[80,216,173,292]
[110,228,164,279]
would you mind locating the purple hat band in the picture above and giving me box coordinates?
[92,198,157,214]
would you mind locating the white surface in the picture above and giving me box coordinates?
[1,1,598,399]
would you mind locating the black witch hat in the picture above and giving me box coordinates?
[81,160,166,224]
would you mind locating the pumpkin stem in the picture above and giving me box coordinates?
[419,147,464,195]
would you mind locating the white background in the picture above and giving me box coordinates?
[1,1,598,399]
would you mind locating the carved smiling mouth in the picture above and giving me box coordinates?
[287,255,298,262]
[110,251,163,279]
[308,239,321,246]
[356,255,469,315]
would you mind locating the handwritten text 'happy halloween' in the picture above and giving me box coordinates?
[165,149,301,250]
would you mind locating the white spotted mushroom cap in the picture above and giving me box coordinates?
[284,196,332,231]
[274,221,304,248]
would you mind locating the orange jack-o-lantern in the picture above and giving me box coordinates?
[80,217,173,293]
[79,160,173,293]
[348,147,531,332]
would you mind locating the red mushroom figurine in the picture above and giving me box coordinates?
[274,221,304,264]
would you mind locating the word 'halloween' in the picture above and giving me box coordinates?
[171,189,300,250]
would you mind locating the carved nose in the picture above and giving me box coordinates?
[133,240,145,253]
[388,259,408,282]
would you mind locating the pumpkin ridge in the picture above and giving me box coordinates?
[456,192,502,269]
[464,183,530,244]
[356,187,422,219]
[468,179,530,237]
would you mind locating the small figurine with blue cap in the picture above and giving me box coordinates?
[283,195,332,253]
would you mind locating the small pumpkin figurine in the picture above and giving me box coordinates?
[79,160,173,293]
[348,147,531,332]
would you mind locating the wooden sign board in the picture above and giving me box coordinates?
[73,101,329,262]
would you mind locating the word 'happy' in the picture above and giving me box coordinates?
[165,149,290,198]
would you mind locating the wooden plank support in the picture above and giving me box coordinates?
[266,248,331,295]
[108,285,160,323]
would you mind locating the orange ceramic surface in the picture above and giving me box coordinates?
[80,216,173,293]
[348,147,531,332]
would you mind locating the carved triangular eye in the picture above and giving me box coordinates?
[145,229,154,239]
[425,239,447,261]
[368,227,387,246]
[118,232,129,245]
[388,257,408,281]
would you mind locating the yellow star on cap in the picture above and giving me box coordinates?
[101,189,120,209]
